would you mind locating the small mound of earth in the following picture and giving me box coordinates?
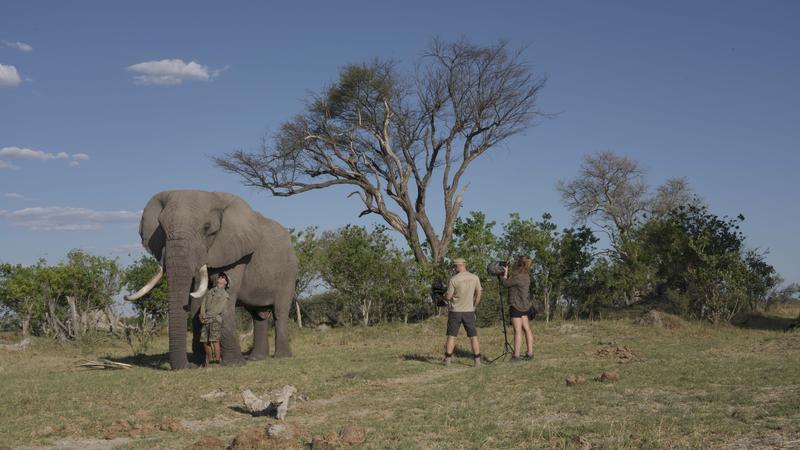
[184,436,227,450]
[596,344,640,363]
[635,310,684,329]
[230,424,305,450]
[598,371,620,382]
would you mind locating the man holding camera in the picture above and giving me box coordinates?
[443,258,483,367]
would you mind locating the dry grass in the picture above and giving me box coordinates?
[1,310,799,449]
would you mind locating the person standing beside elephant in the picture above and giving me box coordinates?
[501,256,534,361]
[200,273,230,365]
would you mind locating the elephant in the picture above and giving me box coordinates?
[125,190,298,370]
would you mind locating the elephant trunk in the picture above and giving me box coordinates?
[164,237,198,370]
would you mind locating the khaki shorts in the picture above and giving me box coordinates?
[200,317,222,342]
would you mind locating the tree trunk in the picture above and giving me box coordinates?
[21,315,30,337]
[66,296,80,340]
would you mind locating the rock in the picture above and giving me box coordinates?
[273,385,297,420]
[184,436,227,450]
[565,375,587,386]
[241,388,271,415]
[340,426,367,445]
[599,371,620,382]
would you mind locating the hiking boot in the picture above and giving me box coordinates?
[473,354,482,367]
[523,353,534,361]
[442,357,451,367]
[510,355,521,362]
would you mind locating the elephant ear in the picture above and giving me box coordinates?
[139,191,169,262]
[206,192,260,268]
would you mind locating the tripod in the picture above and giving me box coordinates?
[489,281,514,363]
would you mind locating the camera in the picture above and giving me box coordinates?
[430,281,448,307]
[486,260,509,276]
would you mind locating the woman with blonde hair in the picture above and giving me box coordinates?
[501,255,535,361]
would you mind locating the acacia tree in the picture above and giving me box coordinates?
[557,151,696,304]
[216,39,547,265]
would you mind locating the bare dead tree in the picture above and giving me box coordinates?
[215,39,547,265]
[557,150,649,244]
[651,176,699,218]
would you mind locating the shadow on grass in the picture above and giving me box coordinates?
[228,404,276,418]
[105,352,172,370]
[734,313,800,332]
[401,353,439,364]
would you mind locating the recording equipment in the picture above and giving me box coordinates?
[430,281,448,307]
[486,260,509,276]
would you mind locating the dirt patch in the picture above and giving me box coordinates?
[184,436,227,450]
[18,437,131,450]
[595,344,640,363]
[102,410,184,439]
[229,423,306,450]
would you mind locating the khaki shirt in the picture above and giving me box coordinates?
[201,286,228,321]
[446,271,482,312]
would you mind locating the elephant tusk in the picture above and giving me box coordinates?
[124,264,164,301]
[190,264,209,299]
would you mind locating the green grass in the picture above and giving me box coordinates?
[1,311,799,449]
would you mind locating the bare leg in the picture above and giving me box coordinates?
[512,318,523,357]
[469,336,480,356]
[202,342,212,365]
[521,316,534,356]
[212,341,221,362]
[445,336,456,355]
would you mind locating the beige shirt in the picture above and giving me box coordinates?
[446,271,482,312]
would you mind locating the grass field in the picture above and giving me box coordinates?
[1,308,799,449]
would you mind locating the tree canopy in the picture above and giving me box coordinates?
[216,39,547,265]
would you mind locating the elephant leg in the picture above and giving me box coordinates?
[274,297,292,357]
[189,298,205,366]
[247,308,270,360]
[220,299,245,367]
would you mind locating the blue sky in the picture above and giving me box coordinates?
[1,1,798,284]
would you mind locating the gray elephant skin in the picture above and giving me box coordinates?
[128,190,298,370]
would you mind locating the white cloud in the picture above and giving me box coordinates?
[0,160,19,170]
[0,64,22,87]
[2,41,33,52]
[126,59,219,85]
[0,146,69,161]
[2,206,141,231]
[0,147,89,167]
[3,193,23,199]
